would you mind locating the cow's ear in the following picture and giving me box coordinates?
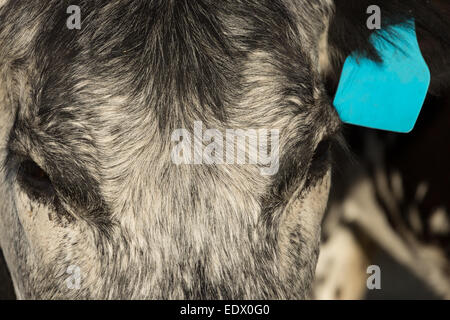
[325,0,450,95]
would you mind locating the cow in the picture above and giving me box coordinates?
[0,0,448,299]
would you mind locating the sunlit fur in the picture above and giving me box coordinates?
[0,0,448,299]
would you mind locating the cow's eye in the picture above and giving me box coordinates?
[303,138,333,189]
[312,139,332,164]
[17,159,55,200]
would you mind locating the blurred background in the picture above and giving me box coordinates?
[313,1,449,298]
[314,90,450,299]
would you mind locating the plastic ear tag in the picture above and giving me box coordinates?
[333,21,430,133]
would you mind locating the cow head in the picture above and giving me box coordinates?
[0,0,448,299]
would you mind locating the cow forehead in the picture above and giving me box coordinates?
[2,0,333,145]
[2,1,331,100]
[2,1,335,203]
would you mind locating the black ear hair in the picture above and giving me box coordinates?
[327,0,450,95]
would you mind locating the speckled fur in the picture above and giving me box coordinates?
[0,0,447,299]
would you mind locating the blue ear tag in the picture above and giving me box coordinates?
[333,21,430,133]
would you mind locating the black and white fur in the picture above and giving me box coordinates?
[0,0,448,299]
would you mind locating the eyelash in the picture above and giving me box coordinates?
[17,158,56,203]
[311,138,332,164]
